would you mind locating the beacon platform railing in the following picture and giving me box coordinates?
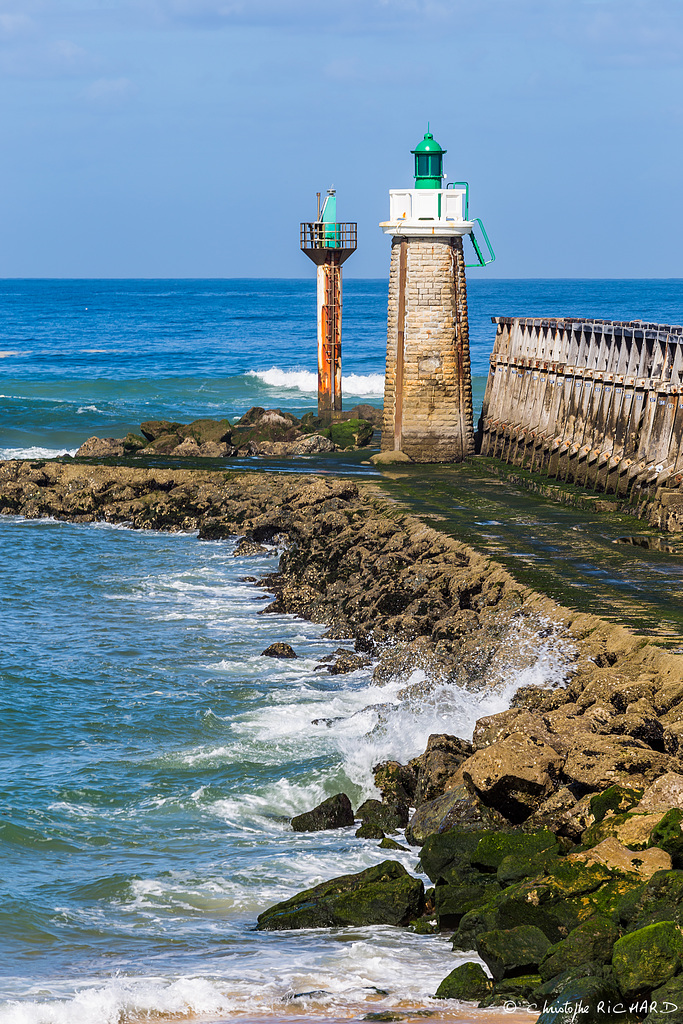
[300,222,357,251]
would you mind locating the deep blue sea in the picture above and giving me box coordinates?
[2,279,682,1024]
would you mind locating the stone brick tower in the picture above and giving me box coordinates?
[379,130,494,462]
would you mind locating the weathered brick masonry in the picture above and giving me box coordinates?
[381,236,475,462]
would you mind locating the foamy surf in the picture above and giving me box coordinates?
[247,367,384,398]
[0,447,77,460]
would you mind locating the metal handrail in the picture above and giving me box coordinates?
[446,181,469,220]
[466,218,496,268]
[300,222,357,250]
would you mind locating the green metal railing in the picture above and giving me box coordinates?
[466,219,496,268]
[447,180,469,219]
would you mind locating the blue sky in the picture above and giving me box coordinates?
[1,0,682,278]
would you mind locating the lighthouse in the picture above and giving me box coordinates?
[301,189,357,423]
[380,130,494,462]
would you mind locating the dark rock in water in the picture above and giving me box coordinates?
[355,821,385,839]
[346,403,383,427]
[356,798,407,832]
[539,917,620,982]
[379,837,407,851]
[477,924,552,982]
[325,649,372,675]
[435,961,492,1000]
[405,785,509,845]
[290,793,354,832]
[234,536,269,557]
[256,859,424,930]
[612,921,683,997]
[75,437,126,458]
[262,642,298,659]
[536,976,621,1024]
[140,419,184,441]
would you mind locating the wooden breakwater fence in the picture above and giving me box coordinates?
[479,316,683,497]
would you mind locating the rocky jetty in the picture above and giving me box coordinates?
[75,406,377,460]
[2,458,683,1015]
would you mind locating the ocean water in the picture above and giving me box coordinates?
[2,278,683,1023]
[2,278,682,459]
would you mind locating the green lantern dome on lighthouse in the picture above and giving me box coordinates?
[412,129,446,189]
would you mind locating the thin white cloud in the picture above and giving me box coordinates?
[82,75,136,103]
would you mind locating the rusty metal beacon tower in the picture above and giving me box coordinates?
[301,189,357,423]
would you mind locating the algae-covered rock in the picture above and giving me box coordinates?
[646,976,683,1023]
[434,880,500,928]
[418,828,491,884]
[434,961,492,1000]
[471,829,558,872]
[477,924,552,981]
[356,798,406,833]
[373,760,418,808]
[479,973,541,1007]
[650,809,683,867]
[123,432,146,452]
[325,419,374,449]
[612,921,683,996]
[256,859,424,930]
[621,870,683,930]
[406,786,508,845]
[379,837,407,851]
[178,418,232,445]
[290,793,354,832]
[140,419,184,440]
[262,642,298,659]
[355,821,385,840]
[497,848,561,886]
[536,975,621,1024]
[590,784,643,823]
[539,917,620,981]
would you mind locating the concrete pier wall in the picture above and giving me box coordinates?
[381,236,475,462]
[479,317,683,496]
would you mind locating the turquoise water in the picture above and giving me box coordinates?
[3,279,683,1022]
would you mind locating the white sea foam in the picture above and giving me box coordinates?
[0,447,78,460]
[247,367,384,397]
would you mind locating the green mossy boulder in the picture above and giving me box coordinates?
[471,830,558,872]
[477,924,552,981]
[497,848,561,886]
[590,785,643,824]
[612,921,683,997]
[646,976,683,1023]
[179,418,232,445]
[435,961,492,1000]
[378,837,407,851]
[140,419,184,441]
[479,974,541,1007]
[539,917,621,981]
[418,828,492,884]
[650,810,683,868]
[356,821,385,840]
[536,975,622,1024]
[535,962,616,1001]
[123,432,146,452]
[581,810,666,852]
[324,419,374,449]
[356,798,405,833]
[434,880,500,928]
[621,871,683,930]
[256,859,425,930]
[290,793,354,832]
[140,431,183,454]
